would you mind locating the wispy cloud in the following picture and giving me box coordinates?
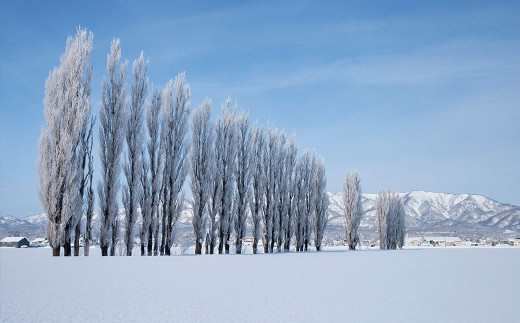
[191,39,520,94]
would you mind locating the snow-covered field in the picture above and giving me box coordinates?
[1,247,519,322]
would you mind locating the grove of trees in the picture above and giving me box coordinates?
[38,27,333,256]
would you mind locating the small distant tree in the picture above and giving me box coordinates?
[376,189,405,250]
[343,171,363,250]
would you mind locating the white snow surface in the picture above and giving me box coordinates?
[1,247,519,322]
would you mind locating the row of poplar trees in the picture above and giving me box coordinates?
[37,28,329,257]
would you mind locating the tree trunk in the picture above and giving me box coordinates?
[52,246,60,256]
[253,240,258,254]
[160,212,166,255]
[101,245,108,256]
[147,226,153,256]
[316,245,321,251]
[263,241,269,253]
[204,233,209,254]
[165,246,170,256]
[218,231,224,254]
[84,239,90,256]
[63,224,72,256]
[63,240,72,256]
[225,242,230,254]
[110,225,117,256]
[195,240,202,254]
[74,222,81,256]
[153,224,159,256]
[141,243,145,256]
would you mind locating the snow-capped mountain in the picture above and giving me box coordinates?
[327,191,520,236]
[1,191,519,239]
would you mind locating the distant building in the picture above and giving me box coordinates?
[509,238,520,247]
[30,238,48,247]
[445,237,463,247]
[0,237,30,248]
[404,236,462,247]
[404,237,422,247]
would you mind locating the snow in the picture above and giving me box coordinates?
[1,247,519,322]
[0,237,26,243]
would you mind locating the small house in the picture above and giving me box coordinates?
[509,238,520,247]
[0,237,30,248]
[445,237,462,247]
[30,238,48,247]
[404,237,422,247]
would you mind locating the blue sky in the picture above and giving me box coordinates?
[1,0,519,217]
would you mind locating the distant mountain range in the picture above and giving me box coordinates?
[1,191,519,240]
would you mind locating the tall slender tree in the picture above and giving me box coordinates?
[38,27,93,256]
[250,126,266,254]
[190,99,215,254]
[283,135,297,251]
[343,170,363,250]
[144,89,162,256]
[98,39,128,256]
[295,150,317,251]
[216,98,237,254]
[275,131,286,253]
[234,111,253,254]
[123,52,148,256]
[83,117,95,256]
[313,157,328,251]
[263,126,279,253]
[160,73,191,255]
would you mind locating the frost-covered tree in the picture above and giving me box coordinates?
[262,126,279,253]
[140,150,152,256]
[343,170,362,250]
[283,135,297,251]
[295,150,317,251]
[313,157,328,251]
[98,39,128,256]
[75,116,95,256]
[234,111,252,254]
[122,52,148,256]
[144,88,162,256]
[274,131,286,253]
[37,27,93,256]
[206,139,222,254]
[376,189,389,250]
[376,189,405,250]
[190,99,215,254]
[83,118,95,256]
[304,151,318,251]
[160,73,191,255]
[250,126,266,254]
[216,98,237,254]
